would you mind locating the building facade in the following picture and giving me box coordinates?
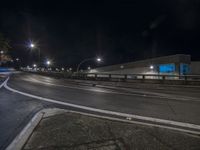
[89,54,193,75]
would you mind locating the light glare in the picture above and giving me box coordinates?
[97,58,101,62]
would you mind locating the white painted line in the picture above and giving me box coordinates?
[4,77,200,134]
[6,108,200,150]
[0,77,8,88]
[6,110,44,150]
[65,109,200,136]
[30,108,200,137]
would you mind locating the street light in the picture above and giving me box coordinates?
[30,43,35,48]
[97,57,101,62]
[88,66,91,70]
[46,60,51,66]
[150,65,154,69]
[33,64,37,68]
[76,57,102,72]
[28,42,41,67]
[0,51,4,54]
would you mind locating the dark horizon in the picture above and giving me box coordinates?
[0,0,200,69]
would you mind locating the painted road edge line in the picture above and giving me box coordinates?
[6,110,44,150]
[42,108,200,136]
[4,77,200,133]
[0,77,8,88]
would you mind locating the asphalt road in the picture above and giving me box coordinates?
[1,72,200,149]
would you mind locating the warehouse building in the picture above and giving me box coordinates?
[89,54,197,75]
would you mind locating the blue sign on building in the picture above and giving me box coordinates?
[180,64,190,75]
[159,64,175,73]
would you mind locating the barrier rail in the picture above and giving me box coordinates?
[72,72,200,82]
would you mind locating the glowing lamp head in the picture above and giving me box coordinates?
[46,60,51,65]
[150,65,154,69]
[96,58,101,62]
[33,64,37,67]
[30,43,35,48]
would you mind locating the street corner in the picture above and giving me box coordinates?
[20,109,200,150]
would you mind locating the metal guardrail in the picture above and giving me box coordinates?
[73,73,200,81]
[24,70,200,82]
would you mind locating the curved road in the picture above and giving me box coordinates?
[1,72,200,149]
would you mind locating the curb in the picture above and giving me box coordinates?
[5,108,69,150]
[5,110,44,150]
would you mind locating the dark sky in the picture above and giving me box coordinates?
[0,0,200,68]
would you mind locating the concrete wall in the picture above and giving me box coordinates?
[190,61,200,75]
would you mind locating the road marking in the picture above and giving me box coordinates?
[64,109,200,136]
[4,77,200,135]
[0,77,8,88]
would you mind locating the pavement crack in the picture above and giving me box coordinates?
[166,100,176,115]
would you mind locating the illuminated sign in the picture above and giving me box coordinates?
[159,64,175,73]
[180,64,190,75]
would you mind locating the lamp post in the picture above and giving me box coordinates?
[76,57,102,73]
[29,43,41,67]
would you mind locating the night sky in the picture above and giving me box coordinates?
[0,0,200,69]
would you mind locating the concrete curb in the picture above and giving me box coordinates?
[5,110,44,150]
[5,108,70,150]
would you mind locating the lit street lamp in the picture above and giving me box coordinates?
[33,64,37,68]
[150,65,154,69]
[76,57,102,72]
[46,60,51,66]
[30,43,35,48]
[88,66,91,70]
[29,42,41,67]
[97,58,101,62]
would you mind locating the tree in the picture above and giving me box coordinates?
[0,33,11,65]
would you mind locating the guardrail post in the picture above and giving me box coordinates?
[184,76,187,81]
[109,74,111,80]
[124,74,127,80]
[162,75,165,80]
[142,75,145,80]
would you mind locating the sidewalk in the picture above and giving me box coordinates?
[20,109,200,150]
